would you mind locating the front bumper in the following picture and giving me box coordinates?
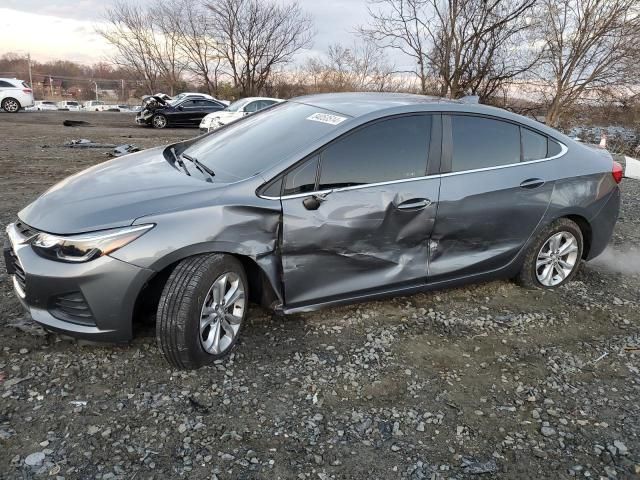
[135,111,153,125]
[4,223,154,342]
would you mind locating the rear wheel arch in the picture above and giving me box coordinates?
[563,214,592,259]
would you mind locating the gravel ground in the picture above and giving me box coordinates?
[0,111,638,480]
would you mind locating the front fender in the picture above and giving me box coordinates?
[110,201,283,302]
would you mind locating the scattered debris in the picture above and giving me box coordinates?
[108,144,141,157]
[64,138,117,149]
[461,457,498,475]
[69,400,88,407]
[63,120,91,127]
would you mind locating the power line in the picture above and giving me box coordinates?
[0,71,145,84]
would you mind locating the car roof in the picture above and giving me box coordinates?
[288,92,570,142]
[239,97,283,102]
[290,92,460,117]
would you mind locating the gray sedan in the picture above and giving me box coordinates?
[4,93,621,369]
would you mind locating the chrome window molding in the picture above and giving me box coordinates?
[259,142,567,201]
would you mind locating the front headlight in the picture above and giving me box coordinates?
[201,117,212,127]
[31,224,154,263]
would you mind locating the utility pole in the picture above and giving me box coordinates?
[121,79,125,101]
[49,75,53,97]
[27,53,33,88]
[94,81,98,101]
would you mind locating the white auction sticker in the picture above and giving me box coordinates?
[306,112,347,126]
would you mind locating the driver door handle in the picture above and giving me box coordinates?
[520,178,545,189]
[395,198,431,210]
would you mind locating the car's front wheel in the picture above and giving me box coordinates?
[2,98,21,113]
[151,114,167,129]
[156,254,248,369]
[517,218,583,289]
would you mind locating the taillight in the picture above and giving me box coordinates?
[23,89,32,94]
[612,161,623,184]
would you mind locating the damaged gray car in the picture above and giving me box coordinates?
[4,93,622,369]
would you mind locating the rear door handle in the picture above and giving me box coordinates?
[395,198,431,210]
[519,178,545,189]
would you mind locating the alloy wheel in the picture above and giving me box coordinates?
[3,99,19,112]
[199,272,245,355]
[153,115,167,128]
[535,231,579,287]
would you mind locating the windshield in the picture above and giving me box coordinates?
[43,101,55,105]
[225,99,251,112]
[67,101,78,106]
[182,102,349,182]
[169,94,186,105]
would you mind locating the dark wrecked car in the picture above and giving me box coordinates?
[135,94,226,129]
[5,93,622,369]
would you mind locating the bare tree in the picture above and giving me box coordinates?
[205,0,314,96]
[148,1,189,96]
[359,0,537,100]
[306,41,398,92]
[98,2,160,93]
[163,0,223,95]
[99,0,188,95]
[534,0,640,126]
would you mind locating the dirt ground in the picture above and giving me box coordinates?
[0,111,638,480]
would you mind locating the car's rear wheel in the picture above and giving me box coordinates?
[156,254,248,369]
[2,98,21,113]
[517,218,583,289]
[152,114,167,129]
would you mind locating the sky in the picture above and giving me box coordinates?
[0,0,375,65]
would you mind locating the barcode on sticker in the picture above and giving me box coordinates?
[306,112,347,125]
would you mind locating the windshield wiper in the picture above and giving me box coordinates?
[182,153,215,181]
[170,147,190,176]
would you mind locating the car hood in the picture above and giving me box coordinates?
[19,147,229,234]
[204,111,241,123]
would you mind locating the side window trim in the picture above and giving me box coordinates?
[258,113,437,199]
[441,113,567,175]
[426,114,442,176]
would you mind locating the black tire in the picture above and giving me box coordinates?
[156,253,248,369]
[2,97,21,113]
[517,218,583,289]
[151,114,167,129]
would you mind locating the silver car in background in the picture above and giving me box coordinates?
[199,97,283,133]
[4,93,621,369]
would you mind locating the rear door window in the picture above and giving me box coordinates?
[548,139,563,156]
[521,127,548,161]
[0,80,13,87]
[317,115,432,190]
[450,115,520,172]
[245,101,260,113]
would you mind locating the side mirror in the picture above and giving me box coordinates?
[177,105,184,110]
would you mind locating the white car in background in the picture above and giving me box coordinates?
[199,97,282,133]
[82,100,106,111]
[27,100,58,111]
[57,100,81,111]
[0,78,34,112]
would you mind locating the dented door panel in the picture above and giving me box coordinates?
[281,179,440,306]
